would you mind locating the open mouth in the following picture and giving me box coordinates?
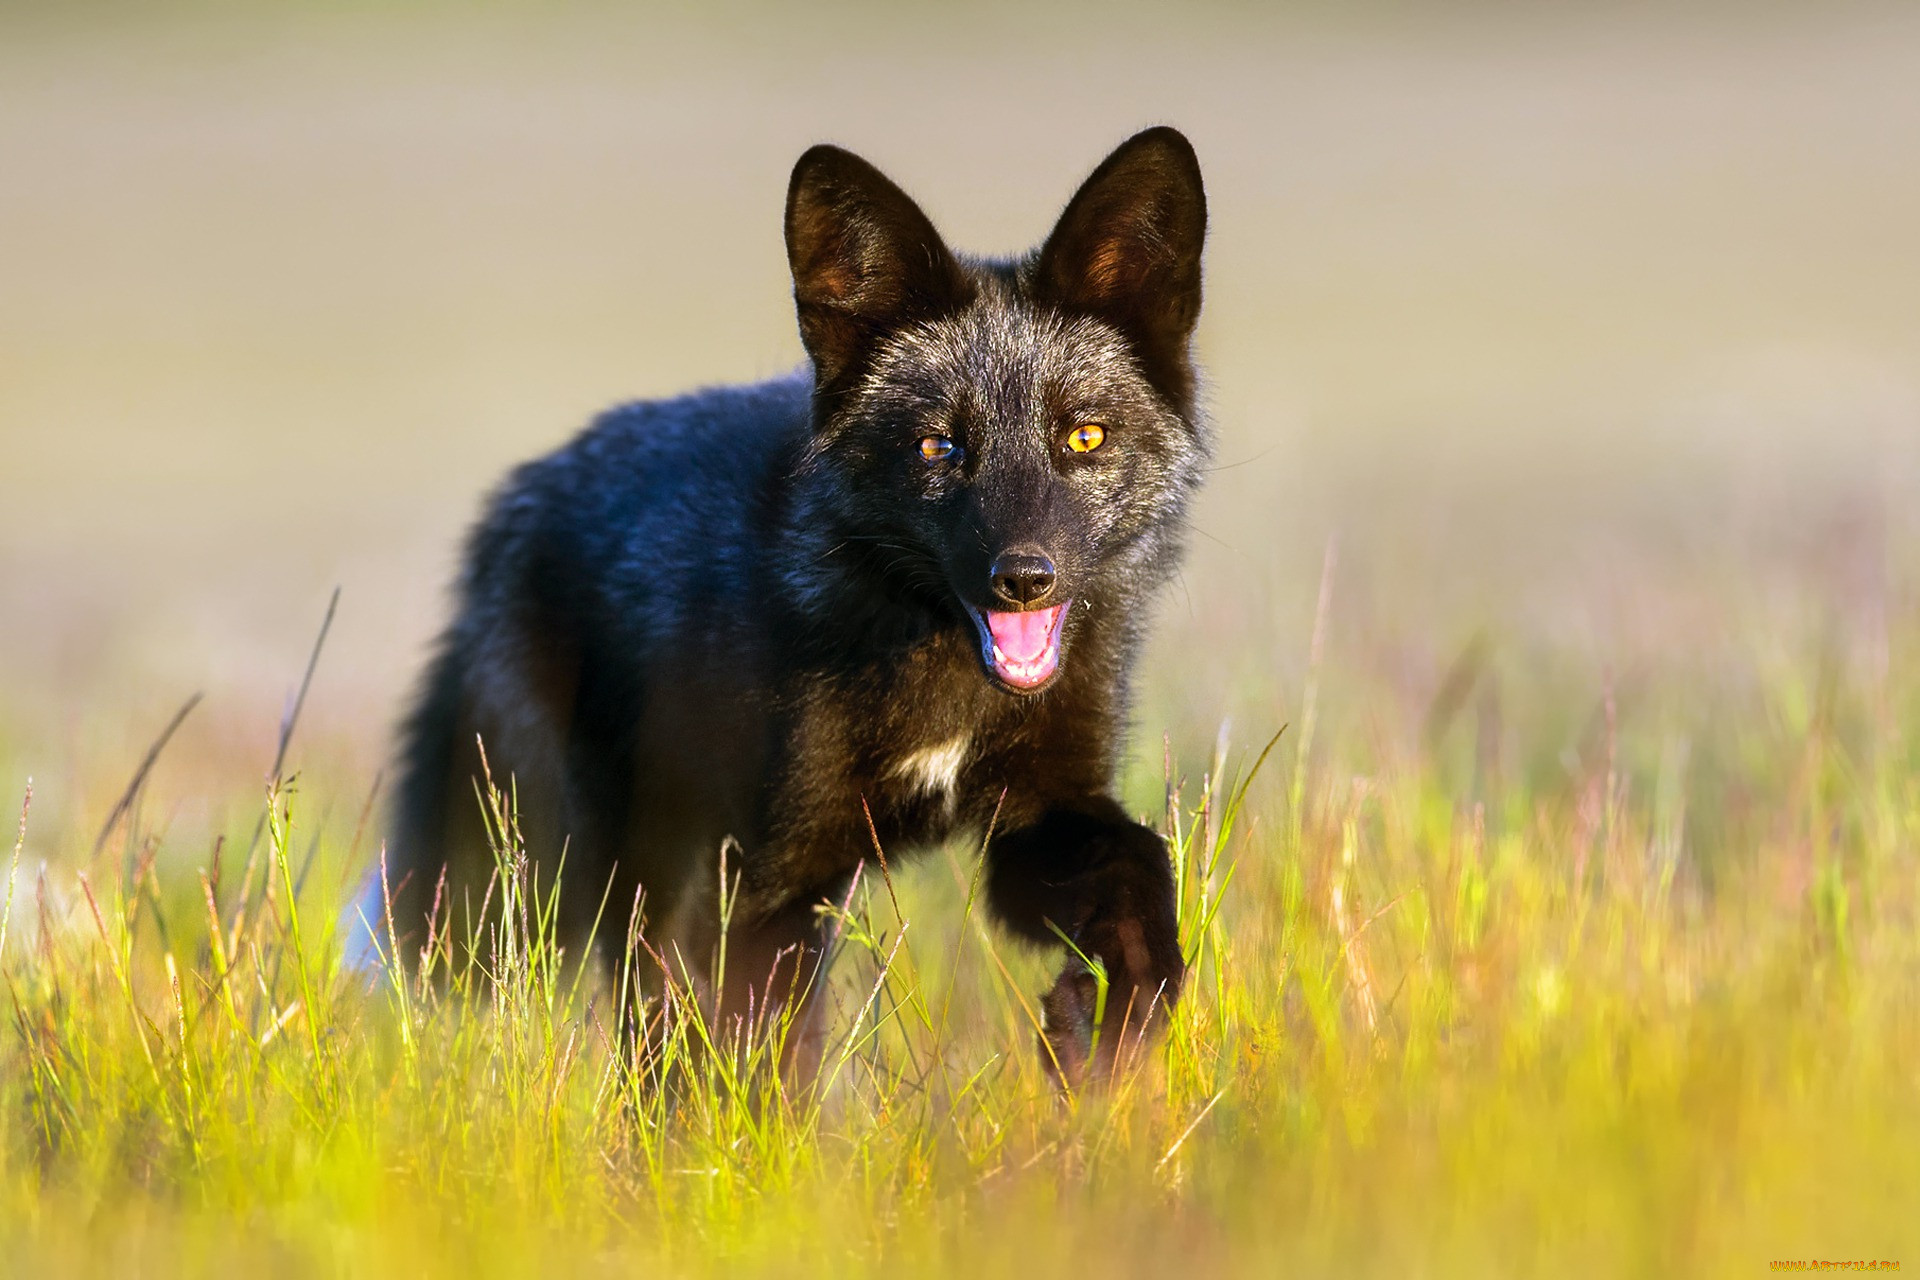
[967,602,1070,691]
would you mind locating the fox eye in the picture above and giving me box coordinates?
[918,436,957,464]
[1066,423,1106,454]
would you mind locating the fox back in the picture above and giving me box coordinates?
[378,127,1209,1084]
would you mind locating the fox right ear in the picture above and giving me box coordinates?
[785,145,971,394]
[1034,127,1207,406]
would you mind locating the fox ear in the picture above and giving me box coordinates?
[1034,127,1207,401]
[785,145,970,393]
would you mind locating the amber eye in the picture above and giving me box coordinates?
[1067,423,1106,453]
[918,436,956,464]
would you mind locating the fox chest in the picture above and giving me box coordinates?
[833,722,990,839]
[759,698,1009,893]
[748,636,1102,898]
[878,732,975,821]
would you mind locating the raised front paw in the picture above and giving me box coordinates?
[1038,868,1185,1089]
[985,800,1187,1091]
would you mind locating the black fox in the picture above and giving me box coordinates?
[374,127,1209,1084]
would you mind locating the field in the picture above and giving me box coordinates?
[3,4,1919,1275]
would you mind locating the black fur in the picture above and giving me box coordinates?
[379,127,1209,1084]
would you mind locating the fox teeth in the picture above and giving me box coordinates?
[993,646,1051,678]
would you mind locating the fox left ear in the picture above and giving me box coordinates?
[1034,127,1207,404]
[786,144,972,397]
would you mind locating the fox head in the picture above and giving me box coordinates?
[783,128,1209,695]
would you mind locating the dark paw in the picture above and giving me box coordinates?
[986,803,1186,1091]
[1039,966,1097,1088]
[1039,909,1183,1091]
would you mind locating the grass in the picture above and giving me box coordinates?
[2,557,1916,1280]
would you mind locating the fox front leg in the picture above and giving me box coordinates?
[986,798,1184,1087]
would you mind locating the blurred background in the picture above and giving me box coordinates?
[3,1,1917,860]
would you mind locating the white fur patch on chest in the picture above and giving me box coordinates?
[890,735,970,802]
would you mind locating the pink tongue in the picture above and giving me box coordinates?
[985,605,1062,663]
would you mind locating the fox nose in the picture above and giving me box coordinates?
[989,548,1058,607]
